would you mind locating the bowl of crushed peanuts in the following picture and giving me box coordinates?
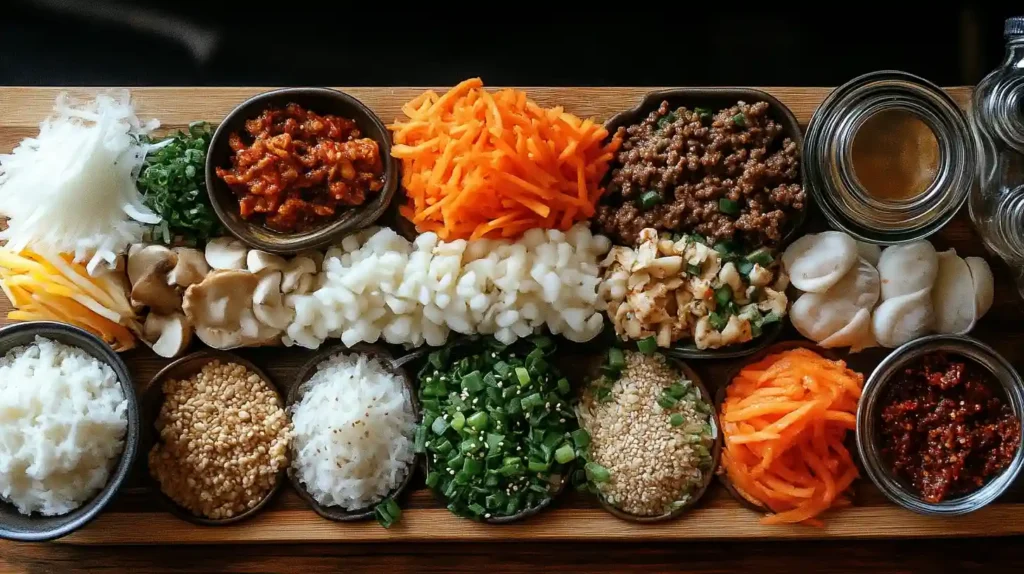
[143,350,292,526]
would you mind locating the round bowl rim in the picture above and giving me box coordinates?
[0,321,140,542]
[143,349,287,526]
[204,87,399,254]
[855,334,1024,515]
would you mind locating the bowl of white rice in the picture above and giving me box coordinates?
[286,344,420,522]
[0,321,138,542]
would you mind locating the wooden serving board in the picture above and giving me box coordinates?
[3,86,1024,545]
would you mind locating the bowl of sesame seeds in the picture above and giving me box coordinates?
[576,349,721,523]
[143,350,292,526]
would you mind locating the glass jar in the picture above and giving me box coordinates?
[805,71,976,244]
[969,17,1024,300]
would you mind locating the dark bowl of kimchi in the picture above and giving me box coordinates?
[206,87,399,253]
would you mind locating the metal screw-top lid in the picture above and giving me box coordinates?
[1005,16,1024,38]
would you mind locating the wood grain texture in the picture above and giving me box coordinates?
[3,86,1023,549]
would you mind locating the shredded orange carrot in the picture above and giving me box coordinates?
[720,348,864,526]
[389,78,622,240]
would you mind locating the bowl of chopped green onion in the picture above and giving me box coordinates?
[575,347,722,522]
[416,335,578,523]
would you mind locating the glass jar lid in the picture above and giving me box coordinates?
[805,71,976,244]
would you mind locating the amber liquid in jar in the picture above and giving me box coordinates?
[851,109,940,201]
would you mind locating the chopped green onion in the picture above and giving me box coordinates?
[426,471,441,488]
[532,335,554,350]
[687,263,702,276]
[709,311,729,331]
[695,107,712,121]
[667,382,690,399]
[719,198,740,215]
[572,429,591,449]
[375,498,402,528]
[528,459,550,472]
[637,336,658,354]
[607,347,626,371]
[557,377,571,395]
[585,462,611,483]
[596,387,612,403]
[638,190,664,210]
[467,411,489,431]
[451,411,466,431]
[669,413,685,427]
[657,393,679,409]
[461,371,484,392]
[515,367,531,386]
[761,311,782,325]
[737,260,754,276]
[431,416,449,436]
[463,456,484,476]
[745,248,774,266]
[714,285,733,308]
[732,113,746,127]
[520,392,544,411]
[414,425,428,453]
[554,443,576,464]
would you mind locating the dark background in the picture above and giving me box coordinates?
[1,1,1021,87]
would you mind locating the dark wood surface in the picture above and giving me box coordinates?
[2,86,1023,570]
[1,538,1022,573]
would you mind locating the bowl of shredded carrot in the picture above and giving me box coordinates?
[718,341,864,526]
[388,78,622,241]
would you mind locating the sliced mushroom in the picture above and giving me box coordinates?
[183,270,259,328]
[127,244,176,287]
[281,256,317,293]
[168,247,210,288]
[128,245,180,314]
[143,312,193,358]
[205,237,248,270]
[297,250,324,271]
[247,250,288,274]
[253,272,294,329]
[183,270,281,349]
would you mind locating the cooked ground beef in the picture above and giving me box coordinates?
[595,100,805,247]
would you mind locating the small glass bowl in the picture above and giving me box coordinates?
[856,335,1024,515]
[805,71,976,244]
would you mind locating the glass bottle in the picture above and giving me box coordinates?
[970,16,1024,299]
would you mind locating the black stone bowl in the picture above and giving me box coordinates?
[206,87,399,254]
[143,350,287,526]
[286,344,420,522]
[0,321,139,542]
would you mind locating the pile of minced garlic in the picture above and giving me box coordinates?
[149,361,291,520]
[289,353,416,511]
[577,351,714,516]
[0,336,128,516]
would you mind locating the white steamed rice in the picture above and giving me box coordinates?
[0,336,128,516]
[289,353,415,510]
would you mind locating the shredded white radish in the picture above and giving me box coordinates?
[0,92,161,275]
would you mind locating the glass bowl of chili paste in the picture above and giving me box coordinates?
[857,335,1024,515]
[206,88,398,253]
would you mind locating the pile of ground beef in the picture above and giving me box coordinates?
[595,100,805,247]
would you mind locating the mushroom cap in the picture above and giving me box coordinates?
[253,272,294,330]
[247,250,288,274]
[205,237,248,270]
[143,312,193,358]
[168,247,211,288]
[281,256,317,293]
[184,269,283,349]
[127,244,176,287]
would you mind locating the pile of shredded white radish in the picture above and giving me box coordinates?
[288,353,415,510]
[283,224,610,349]
[0,91,161,275]
[0,337,128,516]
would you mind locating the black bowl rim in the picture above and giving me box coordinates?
[285,343,420,522]
[205,87,399,254]
[143,349,287,526]
[582,353,722,523]
[0,321,140,542]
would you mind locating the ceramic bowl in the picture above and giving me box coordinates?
[205,87,398,253]
[286,343,420,522]
[143,350,287,526]
[0,321,140,542]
